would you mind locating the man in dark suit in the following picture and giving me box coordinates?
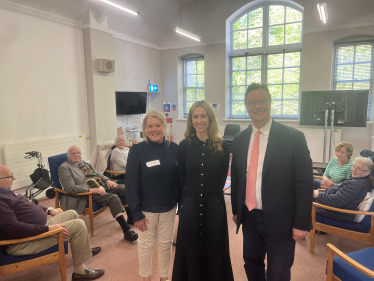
[231,83,313,281]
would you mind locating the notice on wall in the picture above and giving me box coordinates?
[211,103,220,111]
[163,102,170,112]
[166,118,173,124]
[172,104,177,111]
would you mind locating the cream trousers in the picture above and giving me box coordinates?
[138,207,176,278]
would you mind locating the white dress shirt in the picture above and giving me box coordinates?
[246,119,272,210]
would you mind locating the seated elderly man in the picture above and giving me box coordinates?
[58,146,137,241]
[0,165,104,281]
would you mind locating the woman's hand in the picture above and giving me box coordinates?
[313,190,319,199]
[134,218,149,232]
[323,177,335,187]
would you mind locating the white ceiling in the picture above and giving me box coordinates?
[4,0,374,48]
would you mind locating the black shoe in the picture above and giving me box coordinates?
[91,247,101,257]
[124,228,138,242]
[72,268,105,281]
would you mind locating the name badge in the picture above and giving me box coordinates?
[146,160,161,167]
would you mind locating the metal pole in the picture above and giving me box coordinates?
[329,103,335,161]
[322,107,328,168]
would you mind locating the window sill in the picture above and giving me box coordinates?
[223,119,299,123]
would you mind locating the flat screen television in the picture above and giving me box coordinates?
[115,92,147,115]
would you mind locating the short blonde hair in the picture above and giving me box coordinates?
[142,110,168,142]
[335,141,353,158]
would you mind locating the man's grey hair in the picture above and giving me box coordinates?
[67,146,81,157]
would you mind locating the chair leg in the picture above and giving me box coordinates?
[89,212,94,237]
[58,232,67,281]
[310,228,316,254]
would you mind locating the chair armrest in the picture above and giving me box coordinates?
[0,228,64,246]
[55,188,92,196]
[327,243,374,278]
[105,170,126,175]
[313,202,374,216]
[314,176,323,180]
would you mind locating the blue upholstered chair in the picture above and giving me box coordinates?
[0,228,68,280]
[48,153,109,237]
[326,243,374,281]
[310,201,374,254]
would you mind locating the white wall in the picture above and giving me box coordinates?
[0,8,89,164]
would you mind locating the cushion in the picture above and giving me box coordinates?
[353,190,374,223]
[85,201,107,212]
[333,247,374,281]
[316,215,370,233]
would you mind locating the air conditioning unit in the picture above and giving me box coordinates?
[97,59,115,72]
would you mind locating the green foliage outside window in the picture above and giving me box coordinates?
[185,59,205,115]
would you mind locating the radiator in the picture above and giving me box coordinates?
[4,135,86,190]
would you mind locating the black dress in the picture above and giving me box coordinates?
[172,136,234,281]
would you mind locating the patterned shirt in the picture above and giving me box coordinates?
[323,157,354,184]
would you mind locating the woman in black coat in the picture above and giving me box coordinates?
[172,100,234,281]
[314,157,374,222]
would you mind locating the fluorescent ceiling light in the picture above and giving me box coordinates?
[175,26,201,41]
[317,2,328,24]
[100,0,138,15]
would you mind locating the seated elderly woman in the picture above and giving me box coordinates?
[314,141,354,189]
[314,157,374,222]
[110,135,129,180]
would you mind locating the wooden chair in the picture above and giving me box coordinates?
[326,243,374,281]
[48,153,109,237]
[0,227,67,281]
[103,147,126,185]
[310,202,374,254]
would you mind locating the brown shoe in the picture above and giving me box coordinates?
[91,247,101,257]
[72,268,105,281]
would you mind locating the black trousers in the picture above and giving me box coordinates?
[242,207,295,281]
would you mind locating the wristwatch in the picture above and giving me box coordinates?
[47,207,53,216]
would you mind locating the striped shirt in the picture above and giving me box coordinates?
[323,157,354,184]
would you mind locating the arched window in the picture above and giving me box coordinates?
[228,1,303,119]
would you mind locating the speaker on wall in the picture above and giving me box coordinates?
[97,58,115,72]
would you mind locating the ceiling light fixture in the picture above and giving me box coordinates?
[317,1,328,24]
[100,0,138,16]
[175,0,201,41]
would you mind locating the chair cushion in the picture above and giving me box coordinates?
[316,215,370,233]
[85,201,107,212]
[354,190,374,223]
[0,242,68,266]
[333,247,374,281]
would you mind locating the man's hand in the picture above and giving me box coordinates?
[90,187,106,196]
[49,224,70,238]
[50,208,64,216]
[232,215,237,225]
[134,218,149,232]
[106,180,118,189]
[292,228,308,242]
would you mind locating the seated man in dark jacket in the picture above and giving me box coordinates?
[58,146,137,242]
[0,165,104,281]
[314,157,374,222]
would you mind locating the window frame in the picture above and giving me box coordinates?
[228,2,303,119]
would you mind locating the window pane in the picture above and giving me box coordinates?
[234,14,247,30]
[187,75,196,87]
[286,7,302,23]
[354,63,371,81]
[233,71,246,85]
[284,52,300,67]
[186,89,196,101]
[247,70,261,84]
[233,86,246,100]
[337,65,353,81]
[336,83,352,90]
[338,46,354,64]
[284,68,300,83]
[248,7,263,28]
[268,85,282,99]
[197,89,204,100]
[186,61,196,74]
[353,82,370,90]
[248,28,262,48]
[197,74,204,87]
[355,45,371,62]
[283,100,298,115]
[271,100,282,114]
[186,102,193,112]
[233,57,246,70]
[197,61,204,73]
[269,26,284,46]
[247,55,262,69]
[267,69,283,84]
[232,101,246,115]
[284,84,299,99]
[285,23,301,44]
[269,6,284,25]
[268,54,283,68]
[234,31,247,50]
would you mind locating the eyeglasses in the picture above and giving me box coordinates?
[0,174,14,180]
[245,98,269,107]
[71,151,82,156]
[352,165,369,172]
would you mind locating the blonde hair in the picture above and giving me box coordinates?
[142,110,169,143]
[335,141,353,158]
[184,100,223,155]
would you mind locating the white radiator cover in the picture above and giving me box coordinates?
[4,135,86,190]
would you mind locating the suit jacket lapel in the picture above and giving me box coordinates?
[241,126,252,174]
[262,121,281,179]
[68,160,86,182]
